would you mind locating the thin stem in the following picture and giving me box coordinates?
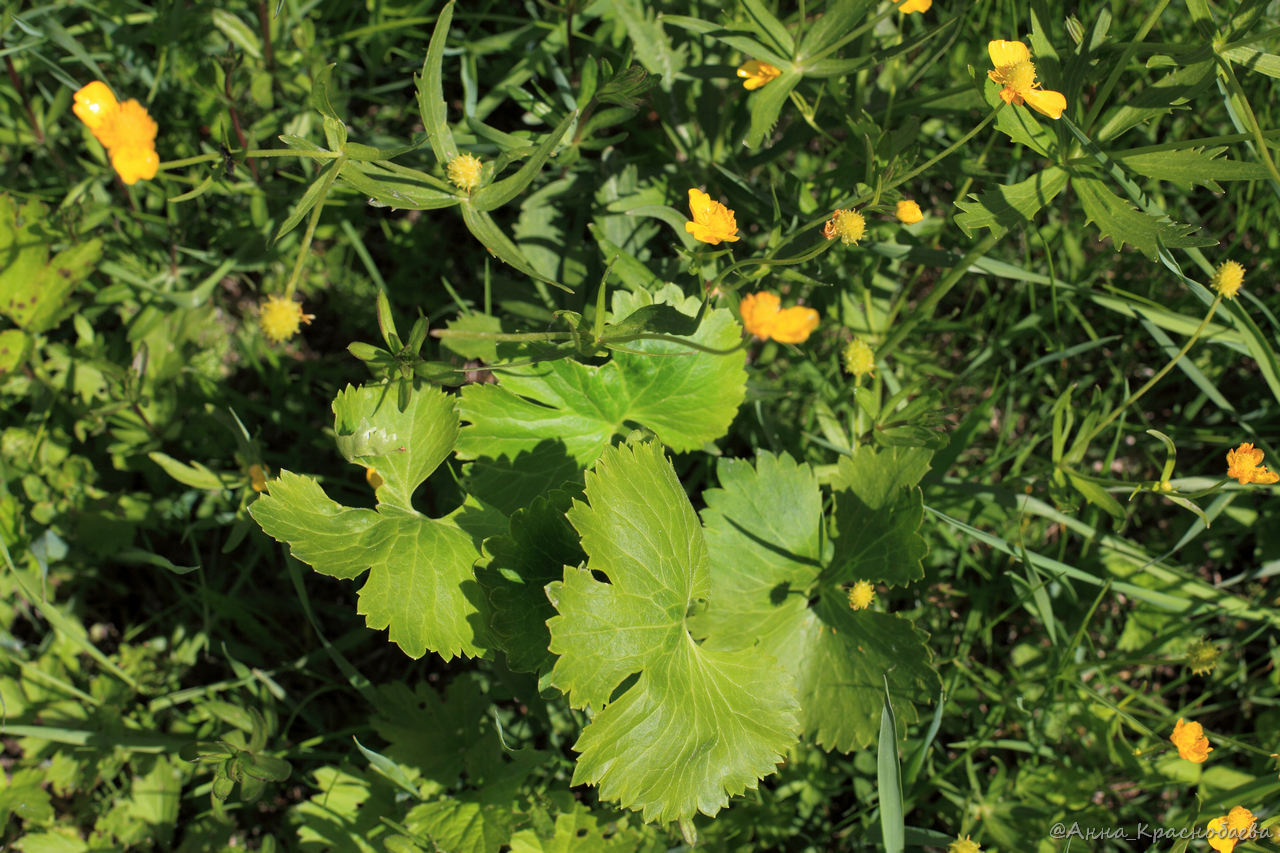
[710,238,836,290]
[283,156,346,299]
[886,104,1002,193]
[1081,293,1224,447]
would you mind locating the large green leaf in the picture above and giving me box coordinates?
[0,197,101,333]
[546,442,800,822]
[455,284,746,512]
[693,451,939,752]
[250,385,488,660]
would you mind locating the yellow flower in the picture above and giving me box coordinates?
[111,145,160,185]
[737,59,782,90]
[987,40,1066,119]
[259,296,315,343]
[248,464,269,493]
[446,153,484,192]
[740,292,820,344]
[896,0,932,12]
[684,188,740,245]
[843,338,875,379]
[895,200,924,224]
[848,581,875,611]
[366,467,385,490]
[1208,806,1257,853]
[1226,442,1279,485]
[1169,718,1212,763]
[947,836,981,853]
[73,81,119,137]
[823,209,865,245]
[74,84,160,185]
[1211,261,1245,299]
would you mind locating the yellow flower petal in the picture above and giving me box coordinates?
[1169,717,1212,763]
[1023,87,1067,119]
[259,296,315,343]
[895,0,932,12]
[739,291,781,339]
[111,147,159,185]
[988,39,1030,67]
[73,81,119,135]
[737,59,781,90]
[895,200,924,224]
[771,306,819,343]
[684,188,740,245]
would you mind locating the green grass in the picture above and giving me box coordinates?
[2,0,1279,850]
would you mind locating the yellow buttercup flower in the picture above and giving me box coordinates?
[1208,806,1257,853]
[895,200,924,224]
[366,467,385,490]
[1226,442,1279,485]
[248,464,269,493]
[1169,718,1212,763]
[947,836,981,853]
[823,209,865,245]
[73,82,160,185]
[73,81,119,137]
[684,188,740,245]
[446,153,484,192]
[843,338,875,379]
[740,292,819,344]
[259,296,315,343]
[1211,261,1245,299]
[737,59,782,90]
[895,0,932,12]
[847,581,875,611]
[987,40,1066,119]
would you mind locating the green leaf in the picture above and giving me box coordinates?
[693,452,939,752]
[1112,146,1270,191]
[744,69,802,149]
[0,328,30,374]
[369,674,508,783]
[1073,174,1213,259]
[405,797,515,853]
[476,491,585,673]
[1094,53,1215,143]
[610,0,686,86]
[985,81,1058,155]
[250,385,488,660]
[455,285,746,510]
[148,452,228,491]
[1222,45,1280,79]
[418,1,460,163]
[0,767,55,827]
[459,202,568,291]
[0,197,102,333]
[211,9,262,60]
[954,167,1069,237]
[877,688,905,853]
[828,448,931,587]
[741,0,794,56]
[547,442,800,822]
[339,161,460,210]
[471,110,577,212]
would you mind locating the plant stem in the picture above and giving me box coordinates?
[1081,293,1224,447]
